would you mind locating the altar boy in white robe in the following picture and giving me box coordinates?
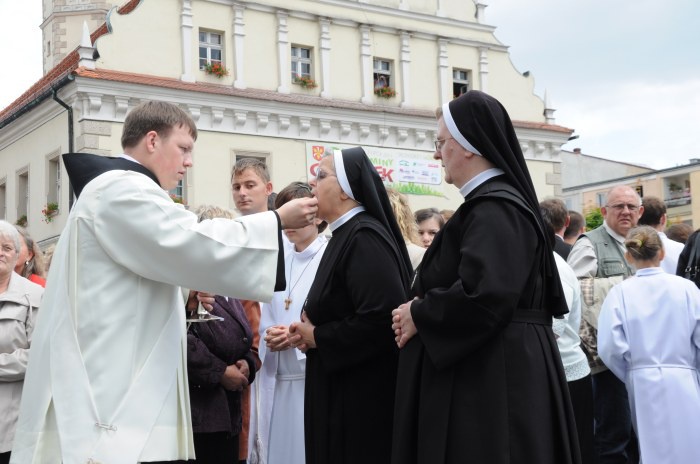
[598,225,700,464]
[256,182,328,464]
[10,101,317,464]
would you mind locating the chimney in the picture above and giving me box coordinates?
[77,21,96,70]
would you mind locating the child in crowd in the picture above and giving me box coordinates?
[598,225,700,464]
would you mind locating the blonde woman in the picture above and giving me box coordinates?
[386,188,425,271]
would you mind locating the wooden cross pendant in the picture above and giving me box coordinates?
[284,297,292,310]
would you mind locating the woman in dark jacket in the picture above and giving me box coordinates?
[184,205,257,463]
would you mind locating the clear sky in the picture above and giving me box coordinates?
[2,0,699,170]
[487,0,700,169]
[0,0,43,110]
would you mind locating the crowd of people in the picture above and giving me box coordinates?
[1,93,699,464]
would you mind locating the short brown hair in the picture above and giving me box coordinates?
[231,158,271,185]
[565,210,585,239]
[275,182,327,233]
[638,196,666,227]
[121,101,197,149]
[415,207,445,229]
[539,198,568,231]
[666,223,693,244]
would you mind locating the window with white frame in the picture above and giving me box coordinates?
[291,46,313,81]
[452,68,471,99]
[0,180,6,220]
[234,151,269,167]
[596,192,606,207]
[47,155,61,206]
[169,178,186,205]
[17,170,28,223]
[373,58,392,89]
[199,30,223,69]
[230,150,271,210]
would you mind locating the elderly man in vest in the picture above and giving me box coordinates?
[567,185,642,464]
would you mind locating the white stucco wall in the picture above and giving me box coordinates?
[0,104,70,238]
[1,0,575,243]
[94,0,184,78]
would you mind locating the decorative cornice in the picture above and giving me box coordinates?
[2,69,570,164]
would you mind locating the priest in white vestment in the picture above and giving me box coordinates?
[10,102,316,464]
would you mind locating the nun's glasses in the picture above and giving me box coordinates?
[316,169,336,182]
[434,137,454,151]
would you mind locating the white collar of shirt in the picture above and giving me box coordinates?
[329,206,366,232]
[458,168,505,198]
[119,153,140,164]
[603,221,627,245]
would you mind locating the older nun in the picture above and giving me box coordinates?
[391,91,580,464]
[288,147,412,464]
[0,221,43,464]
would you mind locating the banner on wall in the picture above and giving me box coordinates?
[305,142,444,197]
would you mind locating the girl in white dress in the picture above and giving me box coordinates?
[598,225,700,464]
[255,182,327,464]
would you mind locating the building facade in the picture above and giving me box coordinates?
[562,159,700,227]
[0,0,573,245]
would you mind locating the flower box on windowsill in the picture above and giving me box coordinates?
[203,62,229,78]
[170,194,187,206]
[374,86,396,99]
[293,75,317,89]
[16,215,27,228]
[42,202,59,224]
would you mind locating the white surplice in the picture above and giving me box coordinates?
[11,170,281,464]
[598,267,700,464]
[254,234,327,464]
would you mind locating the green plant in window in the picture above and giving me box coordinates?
[374,86,396,98]
[41,202,59,223]
[293,75,318,89]
[170,193,186,205]
[203,62,229,78]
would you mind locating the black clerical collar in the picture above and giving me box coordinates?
[63,152,161,198]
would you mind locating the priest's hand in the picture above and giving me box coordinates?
[221,364,248,391]
[288,311,316,353]
[277,197,318,230]
[265,325,292,352]
[392,300,417,348]
[197,291,215,312]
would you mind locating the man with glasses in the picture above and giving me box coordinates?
[567,185,643,464]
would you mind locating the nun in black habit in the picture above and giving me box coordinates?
[287,147,412,464]
[391,90,582,464]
